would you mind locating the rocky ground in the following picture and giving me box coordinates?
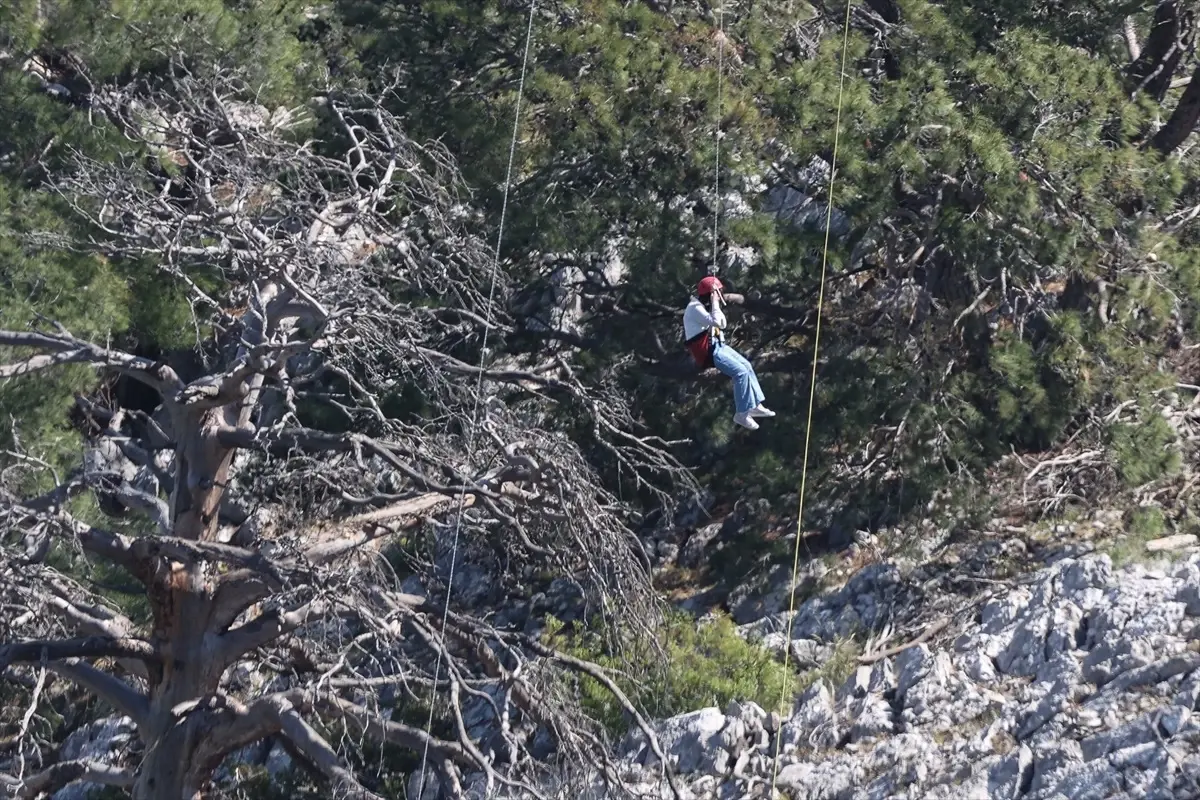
[565,547,1200,799]
[42,492,1200,800]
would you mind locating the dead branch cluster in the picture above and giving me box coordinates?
[0,56,690,799]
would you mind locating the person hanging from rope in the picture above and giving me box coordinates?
[683,276,775,430]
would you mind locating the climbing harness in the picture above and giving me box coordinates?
[414,0,539,794]
[770,0,855,794]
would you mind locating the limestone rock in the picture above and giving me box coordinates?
[532,552,1200,800]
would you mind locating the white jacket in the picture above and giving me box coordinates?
[683,296,726,342]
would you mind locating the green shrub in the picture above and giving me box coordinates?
[1128,506,1166,539]
[1106,505,1168,567]
[544,610,795,737]
[1109,412,1181,488]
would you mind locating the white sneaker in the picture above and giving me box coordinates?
[749,405,776,418]
[733,412,759,430]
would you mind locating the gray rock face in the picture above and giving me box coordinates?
[787,638,834,669]
[739,563,907,644]
[622,707,729,775]
[549,551,1200,800]
[679,521,724,568]
[50,716,135,800]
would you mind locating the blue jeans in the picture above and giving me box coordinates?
[712,340,764,415]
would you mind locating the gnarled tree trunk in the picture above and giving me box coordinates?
[135,569,223,799]
[1152,64,1200,153]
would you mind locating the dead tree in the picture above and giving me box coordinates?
[0,57,693,800]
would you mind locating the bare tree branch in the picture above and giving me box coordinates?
[1128,0,1192,100]
[127,536,286,587]
[271,698,387,800]
[0,636,159,669]
[2,505,145,575]
[0,51,694,800]
[216,598,335,667]
[289,689,478,769]
[1124,16,1142,61]
[39,588,151,682]
[522,636,684,800]
[45,660,149,726]
[210,569,278,633]
[1,760,134,799]
[0,330,183,393]
[1152,63,1200,154]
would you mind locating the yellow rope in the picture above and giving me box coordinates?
[769,1,854,794]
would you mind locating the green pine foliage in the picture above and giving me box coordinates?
[0,178,130,477]
[1109,409,1182,489]
[1,0,317,100]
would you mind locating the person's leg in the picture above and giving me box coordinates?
[710,343,758,424]
[740,353,767,409]
[712,342,755,417]
[724,346,767,410]
[750,375,765,409]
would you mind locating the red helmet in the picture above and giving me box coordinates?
[697,276,724,296]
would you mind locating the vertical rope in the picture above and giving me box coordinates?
[769,0,854,792]
[712,0,725,273]
[414,0,538,794]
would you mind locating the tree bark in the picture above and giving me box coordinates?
[8,760,133,798]
[1152,64,1200,154]
[170,409,243,542]
[1124,16,1142,61]
[129,558,229,800]
[1128,0,1190,100]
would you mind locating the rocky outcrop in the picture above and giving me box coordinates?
[49,716,136,800]
[503,551,1200,799]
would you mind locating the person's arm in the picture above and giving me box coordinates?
[688,302,720,330]
[709,294,727,329]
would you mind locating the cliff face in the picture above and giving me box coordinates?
[592,551,1200,799]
